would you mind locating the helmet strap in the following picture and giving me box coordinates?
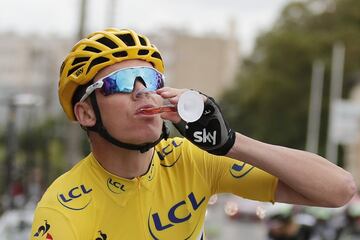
[87,93,169,153]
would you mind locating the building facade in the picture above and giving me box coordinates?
[0,33,73,127]
[150,26,240,98]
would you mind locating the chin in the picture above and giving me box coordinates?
[114,120,163,144]
[142,131,162,143]
[126,128,162,144]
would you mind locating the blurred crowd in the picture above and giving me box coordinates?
[264,192,360,240]
[205,191,360,240]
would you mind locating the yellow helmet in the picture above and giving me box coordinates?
[59,28,165,121]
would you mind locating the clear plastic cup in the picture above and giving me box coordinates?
[177,90,204,122]
[137,90,204,122]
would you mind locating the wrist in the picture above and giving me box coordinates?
[207,130,236,156]
[174,95,236,156]
[226,132,240,157]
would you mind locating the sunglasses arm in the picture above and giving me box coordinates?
[80,81,104,102]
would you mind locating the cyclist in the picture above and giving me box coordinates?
[30,28,356,240]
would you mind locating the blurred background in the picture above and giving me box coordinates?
[0,0,359,239]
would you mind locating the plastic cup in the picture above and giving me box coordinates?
[177,90,204,122]
[138,90,204,122]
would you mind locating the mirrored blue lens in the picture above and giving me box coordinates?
[101,67,164,96]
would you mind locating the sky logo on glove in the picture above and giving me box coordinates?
[193,129,217,145]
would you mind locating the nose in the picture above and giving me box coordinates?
[132,80,151,100]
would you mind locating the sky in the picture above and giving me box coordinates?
[0,0,294,55]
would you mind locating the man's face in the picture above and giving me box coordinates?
[93,60,164,145]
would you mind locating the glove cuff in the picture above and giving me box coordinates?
[207,130,236,156]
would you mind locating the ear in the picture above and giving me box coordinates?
[74,101,96,127]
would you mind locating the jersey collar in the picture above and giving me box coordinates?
[87,152,159,206]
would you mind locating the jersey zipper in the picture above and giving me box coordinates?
[136,177,148,239]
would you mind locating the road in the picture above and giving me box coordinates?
[205,194,268,240]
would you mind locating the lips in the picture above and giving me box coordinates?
[135,104,157,114]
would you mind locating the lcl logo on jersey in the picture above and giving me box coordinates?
[229,162,254,178]
[33,220,53,239]
[147,192,206,239]
[57,184,92,210]
[157,139,183,167]
[107,178,125,194]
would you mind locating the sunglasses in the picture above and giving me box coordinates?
[80,66,165,102]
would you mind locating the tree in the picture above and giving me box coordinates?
[220,0,360,157]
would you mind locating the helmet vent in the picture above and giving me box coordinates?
[115,34,135,46]
[83,46,101,53]
[138,36,147,46]
[87,57,110,74]
[151,52,162,60]
[73,57,90,65]
[112,51,128,58]
[138,49,149,55]
[96,37,118,49]
[67,64,85,77]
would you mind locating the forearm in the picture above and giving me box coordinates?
[227,132,356,207]
[160,87,356,206]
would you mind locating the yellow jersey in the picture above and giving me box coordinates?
[31,137,277,240]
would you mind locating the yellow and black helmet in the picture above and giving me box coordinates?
[59,28,164,121]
